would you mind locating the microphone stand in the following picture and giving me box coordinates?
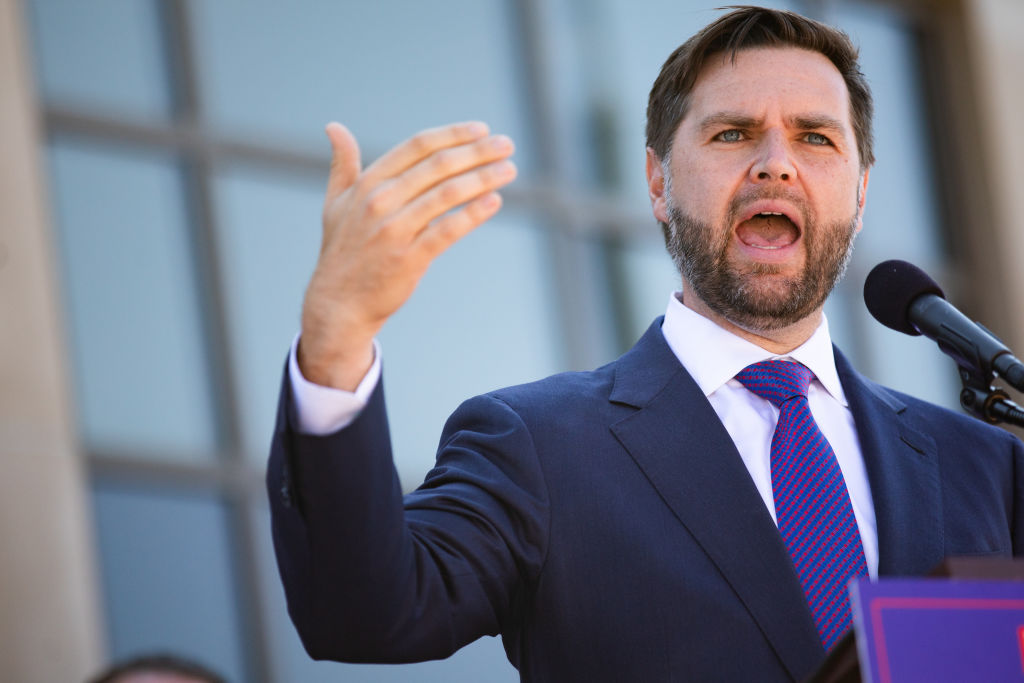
[957,366,1024,428]
[925,326,1024,427]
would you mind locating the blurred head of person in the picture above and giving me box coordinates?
[87,653,227,683]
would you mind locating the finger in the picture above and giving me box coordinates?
[397,158,517,232]
[362,121,490,185]
[415,192,504,259]
[387,133,514,209]
[325,122,361,199]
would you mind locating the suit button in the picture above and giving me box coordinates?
[280,477,292,508]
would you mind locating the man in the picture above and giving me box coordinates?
[268,7,1024,681]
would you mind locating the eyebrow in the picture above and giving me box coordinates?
[697,112,760,135]
[791,114,847,135]
[697,111,849,135]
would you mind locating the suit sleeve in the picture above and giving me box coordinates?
[266,360,550,664]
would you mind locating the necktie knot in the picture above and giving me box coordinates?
[735,360,813,408]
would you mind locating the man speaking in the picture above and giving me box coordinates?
[267,6,1024,681]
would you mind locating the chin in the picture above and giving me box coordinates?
[722,272,824,330]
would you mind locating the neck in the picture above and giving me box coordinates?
[677,284,823,355]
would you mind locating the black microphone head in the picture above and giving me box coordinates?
[863,259,946,336]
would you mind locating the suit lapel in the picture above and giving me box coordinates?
[835,350,944,576]
[608,321,825,680]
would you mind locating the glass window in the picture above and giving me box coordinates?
[92,482,246,683]
[26,0,172,119]
[187,0,534,172]
[211,165,322,461]
[607,237,680,346]
[47,139,219,459]
[30,2,967,681]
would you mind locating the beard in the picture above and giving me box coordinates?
[664,191,859,332]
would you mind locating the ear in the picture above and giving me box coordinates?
[854,168,870,234]
[646,147,669,224]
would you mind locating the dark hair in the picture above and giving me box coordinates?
[88,653,227,683]
[646,5,874,168]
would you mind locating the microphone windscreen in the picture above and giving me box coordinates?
[863,259,946,336]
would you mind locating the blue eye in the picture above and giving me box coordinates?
[805,132,831,146]
[717,129,744,142]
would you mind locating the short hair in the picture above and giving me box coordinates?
[87,653,227,683]
[646,5,874,169]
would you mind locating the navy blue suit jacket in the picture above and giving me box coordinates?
[268,319,1024,681]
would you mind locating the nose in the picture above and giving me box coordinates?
[750,132,796,183]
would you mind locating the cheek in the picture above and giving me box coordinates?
[672,160,736,212]
[803,163,861,215]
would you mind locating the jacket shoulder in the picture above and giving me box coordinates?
[860,371,1021,449]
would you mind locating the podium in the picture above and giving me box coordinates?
[807,558,1024,683]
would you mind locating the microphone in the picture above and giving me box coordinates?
[863,259,1024,392]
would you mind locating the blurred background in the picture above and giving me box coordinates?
[3,0,1023,681]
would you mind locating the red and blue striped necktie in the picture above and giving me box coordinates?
[735,360,868,650]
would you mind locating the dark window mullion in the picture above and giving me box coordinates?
[161,2,274,681]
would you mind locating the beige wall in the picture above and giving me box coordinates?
[0,0,103,680]
[963,0,1024,352]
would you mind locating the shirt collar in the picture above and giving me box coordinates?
[660,292,847,406]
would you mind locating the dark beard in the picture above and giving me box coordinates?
[665,203,857,332]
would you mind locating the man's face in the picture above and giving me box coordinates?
[647,46,869,333]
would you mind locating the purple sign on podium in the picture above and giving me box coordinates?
[850,578,1024,682]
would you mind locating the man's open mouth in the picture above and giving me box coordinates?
[736,211,800,250]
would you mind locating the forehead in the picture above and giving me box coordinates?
[685,46,852,125]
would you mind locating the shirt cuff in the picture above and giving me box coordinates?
[287,333,382,435]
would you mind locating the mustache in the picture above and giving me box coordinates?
[726,188,810,224]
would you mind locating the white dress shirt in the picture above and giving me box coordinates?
[288,293,879,577]
[660,293,877,577]
[288,335,382,434]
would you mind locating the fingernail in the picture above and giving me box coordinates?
[466,121,489,136]
[491,134,513,151]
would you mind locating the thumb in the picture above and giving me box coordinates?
[325,122,361,198]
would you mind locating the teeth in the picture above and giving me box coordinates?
[757,211,783,217]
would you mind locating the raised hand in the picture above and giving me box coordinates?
[298,121,517,390]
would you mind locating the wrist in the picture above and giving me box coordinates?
[296,330,375,391]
